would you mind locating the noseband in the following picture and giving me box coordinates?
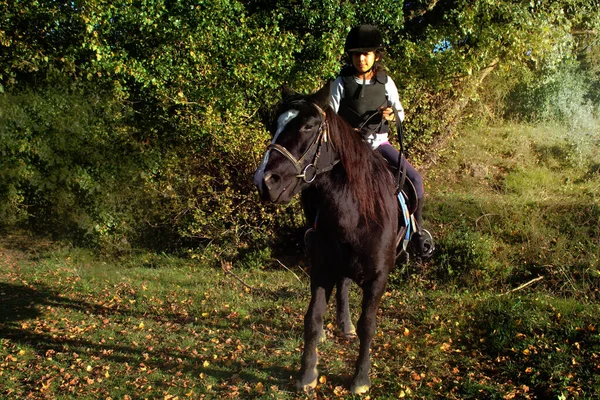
[267,104,339,183]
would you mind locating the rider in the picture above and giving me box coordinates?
[329,24,431,259]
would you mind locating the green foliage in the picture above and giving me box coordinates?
[426,120,599,298]
[579,38,600,105]
[393,0,599,150]
[0,79,145,248]
[1,0,599,254]
[502,60,600,171]
[505,62,599,126]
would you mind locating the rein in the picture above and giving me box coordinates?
[267,104,339,184]
[393,105,407,194]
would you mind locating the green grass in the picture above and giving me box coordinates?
[1,121,600,399]
[0,244,309,399]
[425,122,600,296]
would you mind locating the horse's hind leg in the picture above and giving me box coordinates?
[350,275,388,395]
[297,280,333,391]
[336,277,356,338]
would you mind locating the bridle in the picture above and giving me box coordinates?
[266,103,339,184]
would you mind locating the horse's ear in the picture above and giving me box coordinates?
[311,80,332,110]
[281,84,296,99]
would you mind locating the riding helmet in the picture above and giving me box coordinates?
[344,25,384,53]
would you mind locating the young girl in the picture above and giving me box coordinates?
[329,24,430,258]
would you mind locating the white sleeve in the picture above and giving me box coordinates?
[329,76,345,113]
[385,77,405,122]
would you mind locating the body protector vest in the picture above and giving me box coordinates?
[338,67,389,143]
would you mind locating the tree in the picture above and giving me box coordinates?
[1,0,598,253]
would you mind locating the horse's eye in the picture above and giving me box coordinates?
[303,124,314,131]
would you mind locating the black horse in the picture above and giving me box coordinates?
[253,82,398,394]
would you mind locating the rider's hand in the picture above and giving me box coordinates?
[380,106,395,122]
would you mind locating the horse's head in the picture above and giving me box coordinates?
[254,82,332,204]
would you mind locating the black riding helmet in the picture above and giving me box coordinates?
[344,24,384,53]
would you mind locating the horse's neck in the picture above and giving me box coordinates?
[313,167,358,209]
[319,139,340,170]
[309,181,363,237]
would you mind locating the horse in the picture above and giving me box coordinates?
[253,81,398,394]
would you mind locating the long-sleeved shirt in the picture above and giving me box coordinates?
[329,74,405,149]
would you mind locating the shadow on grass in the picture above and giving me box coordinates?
[0,282,293,391]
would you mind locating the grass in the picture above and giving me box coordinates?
[0,244,308,399]
[1,121,600,399]
[425,122,600,296]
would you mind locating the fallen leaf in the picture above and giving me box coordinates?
[255,382,264,393]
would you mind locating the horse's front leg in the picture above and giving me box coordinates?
[297,279,333,391]
[350,273,388,395]
[335,277,356,338]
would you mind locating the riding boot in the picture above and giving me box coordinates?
[411,197,432,260]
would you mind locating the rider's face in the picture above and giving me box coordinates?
[351,51,378,74]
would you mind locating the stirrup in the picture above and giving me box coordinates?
[414,229,435,260]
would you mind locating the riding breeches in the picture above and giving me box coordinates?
[375,143,424,199]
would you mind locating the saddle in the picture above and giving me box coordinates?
[398,177,418,215]
[395,181,435,261]
[395,178,417,255]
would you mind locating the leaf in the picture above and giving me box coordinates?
[255,382,264,393]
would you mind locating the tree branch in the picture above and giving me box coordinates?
[498,276,544,296]
[275,258,306,283]
[221,261,256,291]
[571,29,598,35]
[405,0,440,24]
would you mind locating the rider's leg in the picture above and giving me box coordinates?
[376,144,431,259]
[375,143,424,197]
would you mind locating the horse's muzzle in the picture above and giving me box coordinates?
[253,168,294,204]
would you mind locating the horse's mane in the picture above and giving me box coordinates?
[325,107,394,223]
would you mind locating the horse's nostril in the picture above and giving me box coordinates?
[264,173,280,189]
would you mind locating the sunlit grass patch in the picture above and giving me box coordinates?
[0,242,309,399]
[426,122,600,297]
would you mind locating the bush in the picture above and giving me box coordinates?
[0,79,151,250]
[434,228,501,284]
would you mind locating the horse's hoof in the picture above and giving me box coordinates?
[351,375,371,395]
[343,331,358,341]
[345,324,356,335]
[337,320,356,339]
[350,383,370,395]
[296,367,318,392]
[296,378,318,392]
